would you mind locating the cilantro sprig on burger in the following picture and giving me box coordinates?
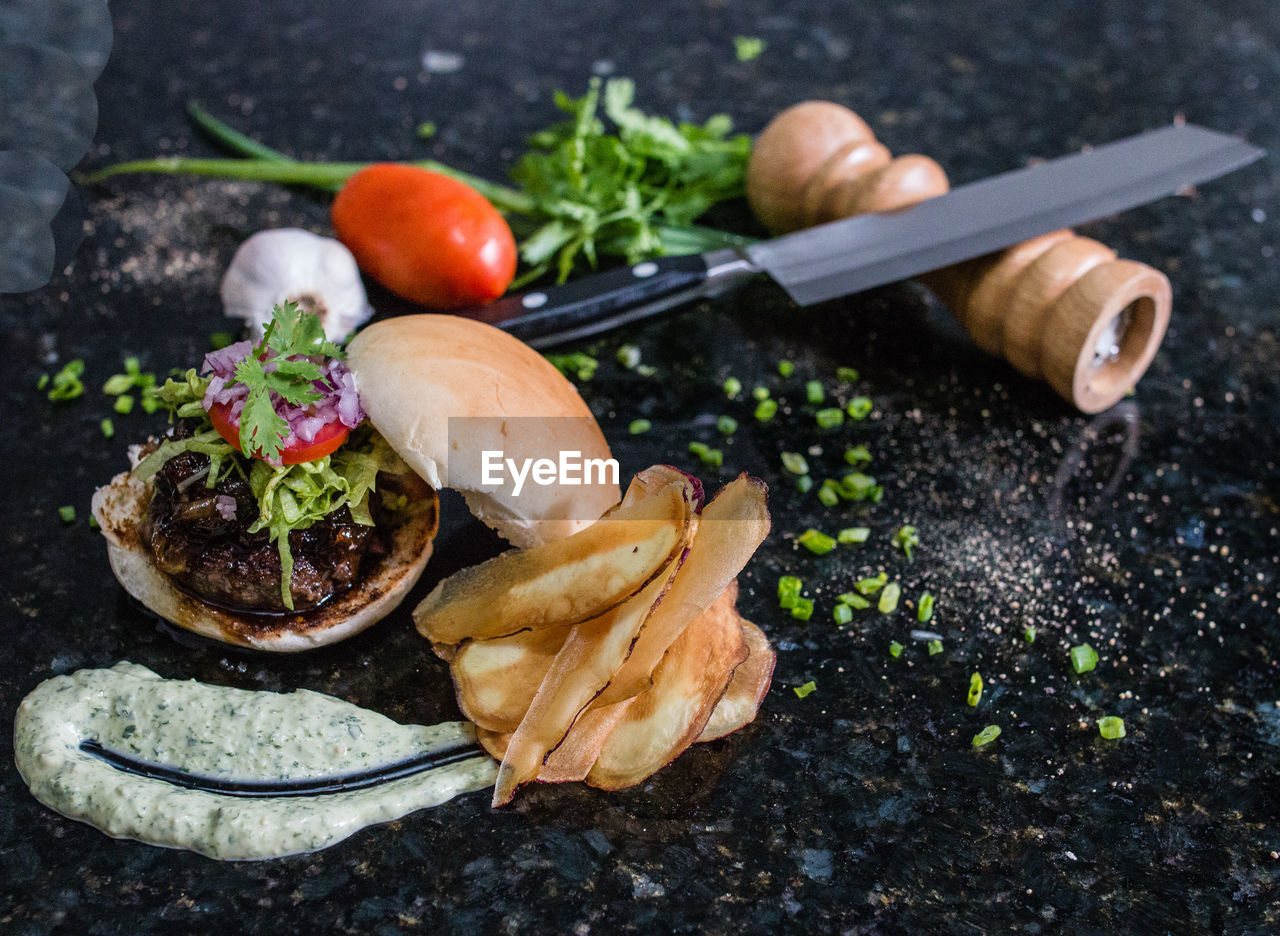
[92,308,619,651]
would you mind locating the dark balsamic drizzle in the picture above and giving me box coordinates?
[79,738,487,798]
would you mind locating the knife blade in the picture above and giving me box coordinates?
[461,123,1262,348]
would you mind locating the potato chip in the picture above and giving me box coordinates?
[415,482,689,645]
[621,464,704,510]
[474,700,632,784]
[586,585,749,791]
[490,551,684,805]
[538,699,633,783]
[475,727,509,762]
[594,475,769,706]
[697,619,775,742]
[449,625,571,733]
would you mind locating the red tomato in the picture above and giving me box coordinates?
[331,164,517,308]
[208,401,351,465]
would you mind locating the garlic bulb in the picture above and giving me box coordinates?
[220,228,373,342]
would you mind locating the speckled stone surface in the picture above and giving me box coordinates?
[2,1,1278,932]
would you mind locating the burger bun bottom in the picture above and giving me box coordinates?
[91,458,439,652]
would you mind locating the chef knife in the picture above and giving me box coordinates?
[461,123,1262,348]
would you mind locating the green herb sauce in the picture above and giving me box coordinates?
[14,662,497,860]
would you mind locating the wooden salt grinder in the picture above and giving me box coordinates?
[746,101,1173,413]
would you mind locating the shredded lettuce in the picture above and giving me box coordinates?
[133,429,238,486]
[147,369,212,421]
[247,430,394,609]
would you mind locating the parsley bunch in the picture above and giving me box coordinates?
[510,78,754,283]
[232,301,345,464]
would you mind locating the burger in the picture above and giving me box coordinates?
[92,306,618,651]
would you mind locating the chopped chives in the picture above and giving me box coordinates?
[752,385,770,401]
[635,364,657,377]
[817,479,842,507]
[870,484,885,504]
[837,366,860,383]
[889,640,904,658]
[797,529,837,555]
[1070,643,1099,674]
[838,526,870,544]
[545,352,598,381]
[1098,716,1126,740]
[878,583,901,613]
[796,475,814,494]
[689,443,723,468]
[1023,626,1037,643]
[616,344,642,369]
[777,359,795,377]
[113,394,135,414]
[967,672,983,707]
[36,374,49,390]
[844,444,871,467]
[628,418,652,435]
[734,35,765,61]
[102,373,135,395]
[139,394,160,414]
[841,472,877,500]
[723,377,742,398]
[846,396,873,420]
[754,399,778,422]
[57,505,76,524]
[777,576,803,602]
[46,359,85,401]
[209,331,235,349]
[833,603,853,625]
[100,418,115,438]
[805,380,824,404]
[854,573,888,595]
[928,639,943,656]
[815,407,844,429]
[790,598,814,621]
[893,525,920,560]
[794,680,817,699]
[972,725,1001,747]
[778,577,803,611]
[780,451,809,475]
[837,592,871,610]
[917,592,935,622]
[717,415,738,436]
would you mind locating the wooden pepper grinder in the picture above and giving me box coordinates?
[746,101,1173,413]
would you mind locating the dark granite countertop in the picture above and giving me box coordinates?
[2,1,1278,932]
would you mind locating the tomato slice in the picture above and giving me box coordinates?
[208,400,351,465]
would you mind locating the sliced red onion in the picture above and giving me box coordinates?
[200,343,365,450]
[214,495,238,520]
[203,340,254,378]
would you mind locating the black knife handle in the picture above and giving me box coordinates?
[474,254,711,344]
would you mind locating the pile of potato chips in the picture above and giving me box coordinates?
[415,466,775,806]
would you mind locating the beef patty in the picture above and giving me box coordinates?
[143,426,387,614]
